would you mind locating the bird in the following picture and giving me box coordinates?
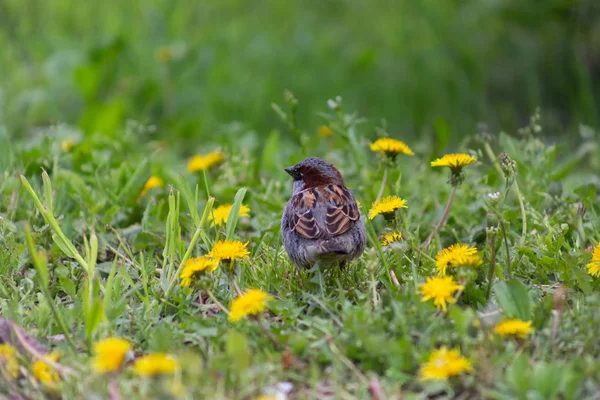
[281,157,366,269]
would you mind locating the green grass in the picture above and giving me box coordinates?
[0,103,599,398]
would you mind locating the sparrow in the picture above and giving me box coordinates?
[281,157,366,269]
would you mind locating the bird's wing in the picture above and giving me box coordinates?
[320,184,360,236]
[288,185,359,240]
[288,188,323,239]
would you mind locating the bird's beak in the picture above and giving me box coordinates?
[284,166,294,176]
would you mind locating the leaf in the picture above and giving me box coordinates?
[172,173,200,226]
[116,157,148,202]
[59,277,77,298]
[506,353,531,393]
[226,331,251,372]
[226,188,248,240]
[52,233,77,259]
[494,280,533,320]
[42,170,54,213]
[571,265,592,295]
[24,224,49,289]
[83,278,104,343]
[532,362,562,399]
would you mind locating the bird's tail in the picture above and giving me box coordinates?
[306,239,350,259]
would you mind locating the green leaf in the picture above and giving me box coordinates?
[226,331,251,372]
[532,362,562,399]
[116,157,148,202]
[84,278,104,343]
[42,170,54,212]
[24,224,49,289]
[52,234,76,259]
[173,173,200,226]
[506,354,531,393]
[494,279,533,320]
[59,277,77,298]
[226,188,247,240]
[103,259,119,315]
[571,265,592,295]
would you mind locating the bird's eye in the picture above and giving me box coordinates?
[292,171,303,181]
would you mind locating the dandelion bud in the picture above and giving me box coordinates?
[499,152,516,178]
[486,212,499,228]
[548,181,562,198]
[486,226,499,240]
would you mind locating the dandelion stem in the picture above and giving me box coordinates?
[202,169,210,197]
[228,259,243,296]
[232,279,243,296]
[410,244,437,263]
[256,316,281,350]
[164,226,204,300]
[205,289,230,315]
[500,222,512,279]
[483,142,527,238]
[375,166,389,203]
[421,185,457,248]
[486,238,497,300]
[328,341,370,386]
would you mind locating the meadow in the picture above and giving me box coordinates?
[1,101,600,398]
[2,1,600,399]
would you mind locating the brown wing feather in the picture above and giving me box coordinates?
[289,190,322,239]
[291,209,321,239]
[323,185,360,236]
[289,185,359,239]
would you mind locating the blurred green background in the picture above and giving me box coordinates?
[1,0,599,148]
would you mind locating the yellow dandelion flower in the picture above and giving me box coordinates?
[140,176,164,197]
[382,232,402,246]
[419,347,472,381]
[0,344,19,378]
[229,289,273,322]
[435,244,482,276]
[419,276,464,312]
[493,319,534,338]
[586,244,600,277]
[430,153,477,173]
[180,256,219,287]
[32,352,60,390]
[368,196,407,220]
[318,125,333,137]
[133,353,178,377]
[370,138,414,157]
[209,240,250,263]
[92,337,132,374]
[61,139,74,152]
[187,152,224,173]
[209,204,251,227]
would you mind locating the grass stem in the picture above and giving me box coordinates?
[375,166,388,203]
[483,142,527,238]
[421,185,457,248]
